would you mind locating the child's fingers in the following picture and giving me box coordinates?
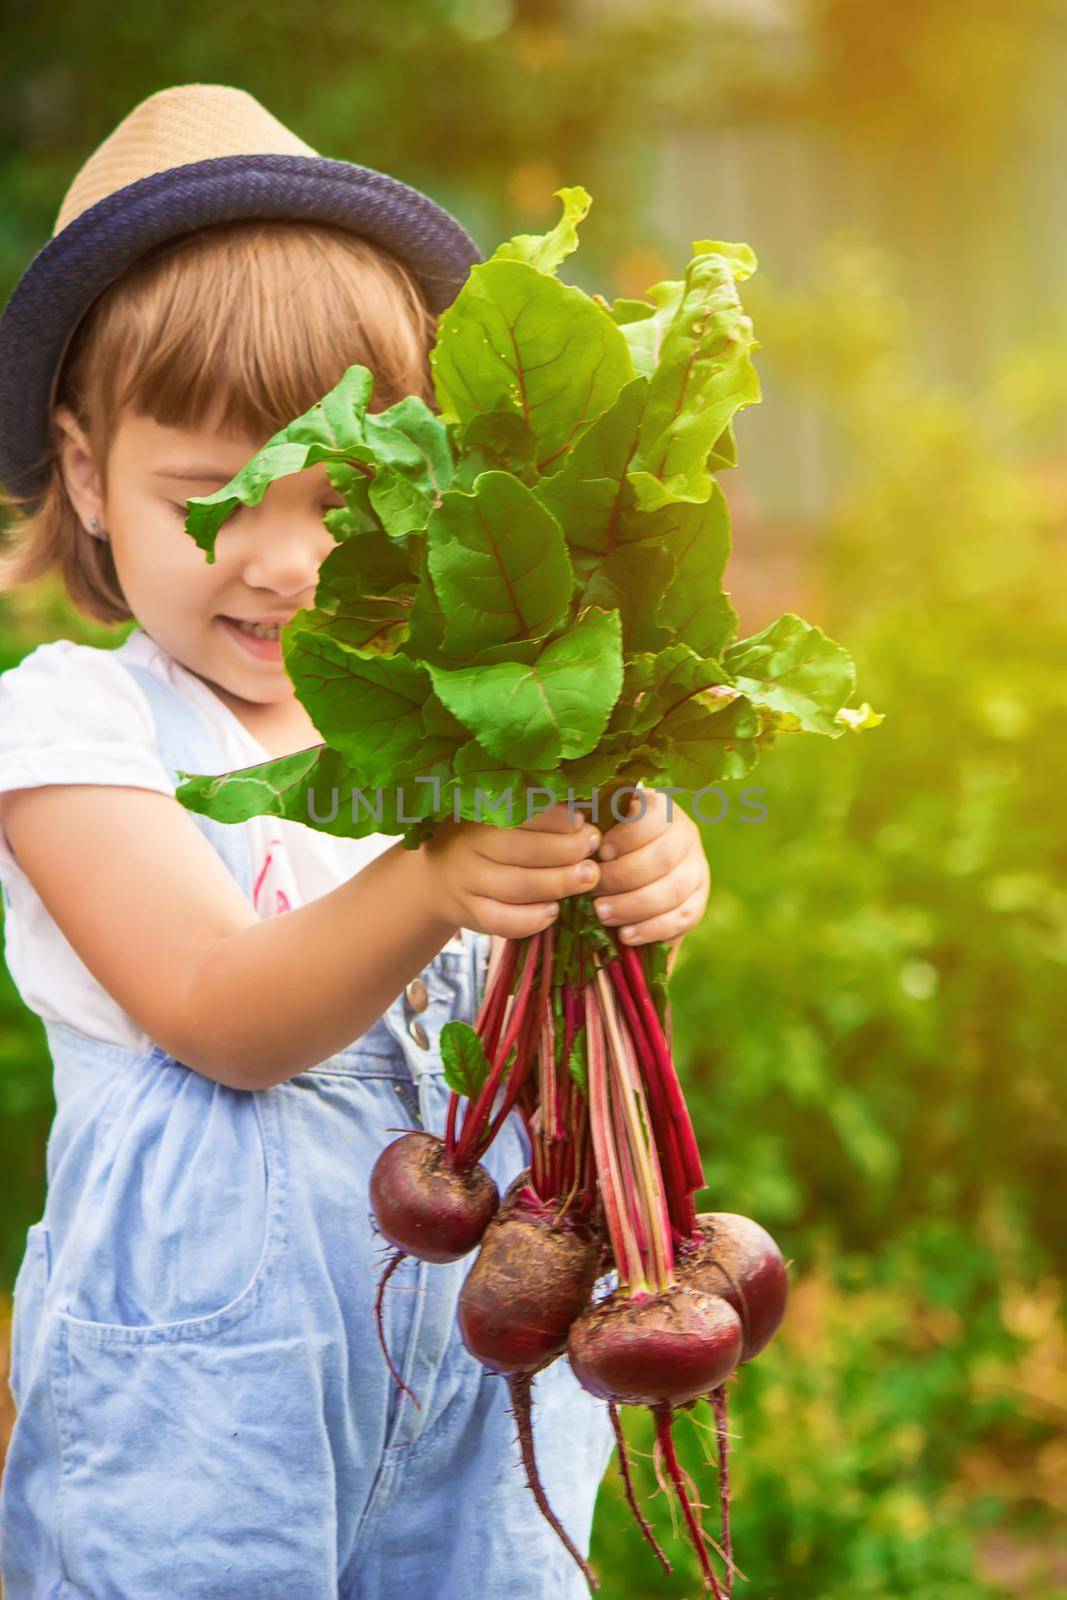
[592,854,706,933]
[475,819,601,869]
[517,802,590,834]
[467,893,561,941]
[481,854,602,906]
[595,824,691,898]
[607,884,707,947]
[596,787,673,861]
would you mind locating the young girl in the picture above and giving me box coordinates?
[0,86,710,1598]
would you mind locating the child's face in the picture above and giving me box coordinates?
[102,404,341,708]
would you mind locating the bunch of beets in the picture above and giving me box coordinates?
[371,897,790,1596]
[176,188,878,1594]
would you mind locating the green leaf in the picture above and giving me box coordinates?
[440,1021,492,1100]
[624,644,760,784]
[299,528,415,654]
[184,368,376,558]
[431,259,633,473]
[283,628,449,784]
[656,486,738,658]
[364,393,455,537]
[610,282,687,379]
[427,472,573,656]
[535,377,653,558]
[628,242,761,513]
[579,540,673,655]
[183,366,451,558]
[642,942,671,1031]
[566,1024,588,1097]
[489,185,592,274]
[176,743,446,841]
[724,614,857,736]
[427,607,624,769]
[446,739,566,826]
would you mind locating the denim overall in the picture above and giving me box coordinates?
[0,662,615,1599]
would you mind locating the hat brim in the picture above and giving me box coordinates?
[0,152,484,503]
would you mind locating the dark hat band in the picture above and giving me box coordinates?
[0,152,483,503]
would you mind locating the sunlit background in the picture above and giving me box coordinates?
[2,3,1066,1594]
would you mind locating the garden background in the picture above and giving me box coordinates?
[1,2,1065,1594]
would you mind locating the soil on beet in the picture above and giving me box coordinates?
[369,1131,499,1264]
[459,1203,600,1374]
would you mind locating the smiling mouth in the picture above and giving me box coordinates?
[221,617,291,640]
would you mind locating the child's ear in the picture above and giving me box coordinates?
[53,404,106,534]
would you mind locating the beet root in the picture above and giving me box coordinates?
[654,1403,724,1598]
[607,1399,671,1574]
[567,1285,743,1407]
[369,1131,499,1264]
[678,1212,788,1361]
[508,1372,600,1592]
[459,1193,600,1375]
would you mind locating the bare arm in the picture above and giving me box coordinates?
[0,783,600,1092]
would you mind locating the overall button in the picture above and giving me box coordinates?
[405,978,429,1013]
[408,1019,430,1049]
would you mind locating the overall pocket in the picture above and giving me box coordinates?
[54,1078,287,1348]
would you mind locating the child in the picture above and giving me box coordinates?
[0,86,710,1599]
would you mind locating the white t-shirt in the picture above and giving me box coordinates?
[0,625,449,1054]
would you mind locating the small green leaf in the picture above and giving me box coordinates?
[657,487,738,658]
[642,944,671,1032]
[489,185,592,274]
[283,629,448,785]
[835,701,886,731]
[567,1025,588,1097]
[440,1022,492,1100]
[300,529,415,654]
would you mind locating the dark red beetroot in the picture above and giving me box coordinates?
[458,1182,603,1590]
[567,1285,743,1406]
[369,1131,499,1264]
[568,1286,742,1599]
[678,1212,788,1361]
[458,1187,600,1374]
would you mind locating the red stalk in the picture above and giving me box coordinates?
[455,933,540,1168]
[585,981,643,1288]
[615,940,705,1196]
[607,1401,671,1573]
[605,959,695,1239]
[711,1385,734,1596]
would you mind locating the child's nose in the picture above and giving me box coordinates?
[239,520,331,600]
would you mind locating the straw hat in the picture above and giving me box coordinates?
[0,83,483,504]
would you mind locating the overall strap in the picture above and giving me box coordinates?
[120,660,256,903]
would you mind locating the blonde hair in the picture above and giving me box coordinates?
[0,219,439,624]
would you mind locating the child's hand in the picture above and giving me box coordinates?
[423,803,603,940]
[591,789,709,960]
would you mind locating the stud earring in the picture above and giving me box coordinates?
[89,515,108,541]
